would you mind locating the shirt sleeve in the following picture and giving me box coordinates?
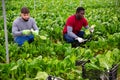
[66,17,74,27]
[85,25,89,29]
[83,18,88,27]
[67,26,78,38]
[12,22,23,37]
[32,18,39,31]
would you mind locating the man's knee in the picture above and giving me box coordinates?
[28,35,34,43]
[14,36,27,46]
[63,34,74,43]
[14,39,24,46]
[77,31,85,38]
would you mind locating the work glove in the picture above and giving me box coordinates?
[89,27,94,33]
[22,30,31,35]
[75,37,85,43]
[31,29,39,36]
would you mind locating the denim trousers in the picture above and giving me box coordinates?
[63,31,84,43]
[14,34,34,46]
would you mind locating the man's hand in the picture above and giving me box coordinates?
[89,27,94,33]
[31,29,39,36]
[75,37,85,43]
[22,30,31,35]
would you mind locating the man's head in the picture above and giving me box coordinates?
[76,7,85,20]
[20,7,30,21]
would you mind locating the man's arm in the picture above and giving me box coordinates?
[30,18,39,35]
[32,18,39,31]
[67,26,78,39]
[12,22,23,37]
[67,26,85,43]
[84,25,89,29]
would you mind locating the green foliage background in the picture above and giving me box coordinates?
[0,0,120,80]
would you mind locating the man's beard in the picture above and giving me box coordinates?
[22,18,29,21]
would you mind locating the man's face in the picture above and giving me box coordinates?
[21,13,30,21]
[76,10,85,19]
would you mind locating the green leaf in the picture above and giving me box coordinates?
[39,35,47,40]
[34,71,48,80]
[10,65,19,71]
[85,29,90,35]
[70,55,76,64]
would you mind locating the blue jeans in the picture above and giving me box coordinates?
[63,31,84,43]
[14,34,34,46]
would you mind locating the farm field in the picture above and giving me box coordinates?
[0,0,120,80]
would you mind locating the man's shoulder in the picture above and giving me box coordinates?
[82,17,88,21]
[29,17,33,20]
[68,15,75,19]
[29,17,35,22]
[13,17,21,23]
[67,15,75,21]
